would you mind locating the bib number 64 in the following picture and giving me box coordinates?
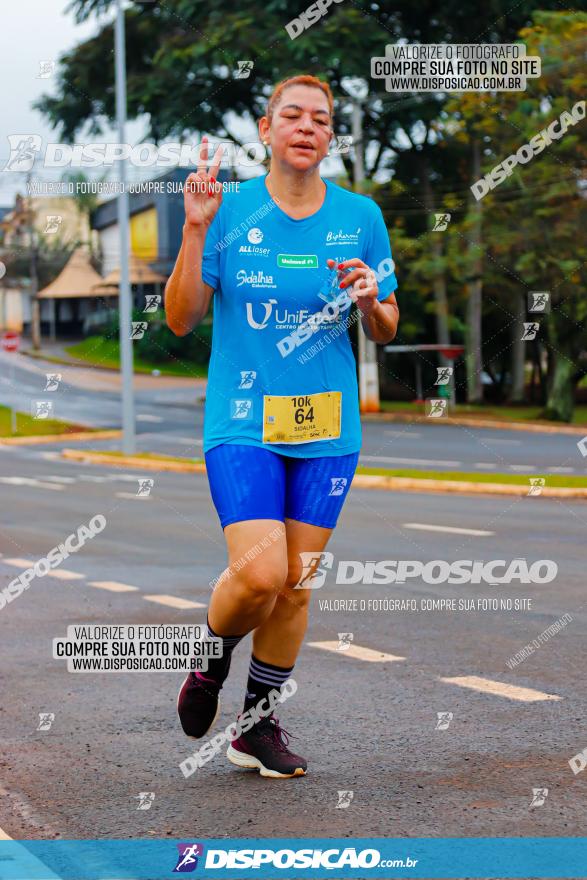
[292,396,315,424]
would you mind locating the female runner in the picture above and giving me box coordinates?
[166,74,399,778]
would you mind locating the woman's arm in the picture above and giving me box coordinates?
[165,224,215,336]
[360,293,399,344]
[165,137,224,337]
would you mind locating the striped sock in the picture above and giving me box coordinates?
[243,654,294,716]
[202,618,246,683]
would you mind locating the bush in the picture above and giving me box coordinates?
[102,308,213,366]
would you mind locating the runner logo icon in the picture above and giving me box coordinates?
[173,843,204,872]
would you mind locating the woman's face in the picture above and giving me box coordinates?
[261,84,332,171]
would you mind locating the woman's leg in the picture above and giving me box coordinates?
[208,518,289,637]
[251,518,332,667]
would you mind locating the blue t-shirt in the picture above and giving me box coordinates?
[201,174,398,458]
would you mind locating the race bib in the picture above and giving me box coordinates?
[262,392,342,444]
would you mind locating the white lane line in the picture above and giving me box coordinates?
[403,522,495,537]
[88,580,140,593]
[115,492,151,500]
[360,455,462,467]
[0,560,82,578]
[509,465,534,472]
[483,438,522,445]
[474,462,497,469]
[46,569,85,581]
[38,475,77,484]
[548,467,574,474]
[78,474,111,483]
[309,641,405,663]
[383,430,422,438]
[137,414,163,422]
[0,476,63,491]
[439,675,561,702]
[143,594,206,609]
[3,558,37,568]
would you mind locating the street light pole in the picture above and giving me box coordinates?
[115,0,136,454]
[351,96,380,412]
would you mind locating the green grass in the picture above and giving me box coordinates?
[86,452,587,489]
[64,337,208,378]
[355,465,586,488]
[379,400,587,425]
[0,404,90,438]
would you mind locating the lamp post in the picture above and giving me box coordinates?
[115,0,136,454]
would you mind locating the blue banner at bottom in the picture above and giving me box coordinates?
[0,838,586,879]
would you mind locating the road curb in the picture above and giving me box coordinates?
[59,449,587,498]
[351,474,587,498]
[61,448,206,472]
[0,429,122,446]
[361,412,587,435]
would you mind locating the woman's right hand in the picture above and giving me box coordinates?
[183,136,225,229]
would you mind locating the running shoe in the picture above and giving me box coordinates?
[177,671,222,739]
[226,716,307,778]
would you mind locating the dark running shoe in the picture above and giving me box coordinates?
[226,716,307,778]
[177,671,222,739]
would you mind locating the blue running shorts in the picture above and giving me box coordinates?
[204,443,360,530]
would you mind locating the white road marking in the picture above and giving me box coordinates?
[137,414,163,422]
[548,467,574,474]
[359,455,462,467]
[403,522,495,537]
[37,475,77,484]
[3,558,37,568]
[474,462,497,469]
[143,594,205,609]
[483,438,522,445]
[112,474,153,482]
[439,675,561,702]
[0,476,63,491]
[88,580,140,593]
[383,430,422,438]
[309,641,405,662]
[0,560,82,578]
[45,569,85,581]
[115,491,151,500]
[78,474,111,483]
[509,465,534,472]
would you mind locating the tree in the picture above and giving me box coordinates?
[448,11,587,420]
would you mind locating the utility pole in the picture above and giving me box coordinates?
[351,93,380,412]
[27,170,41,350]
[115,0,136,453]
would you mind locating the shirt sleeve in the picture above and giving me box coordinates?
[363,202,398,301]
[201,205,224,290]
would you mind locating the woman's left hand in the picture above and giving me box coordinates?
[326,258,379,317]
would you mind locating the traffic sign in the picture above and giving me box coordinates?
[1,331,20,352]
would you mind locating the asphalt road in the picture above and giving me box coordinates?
[2,348,586,478]
[1,443,586,842]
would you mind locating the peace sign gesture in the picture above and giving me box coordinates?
[183,136,224,229]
